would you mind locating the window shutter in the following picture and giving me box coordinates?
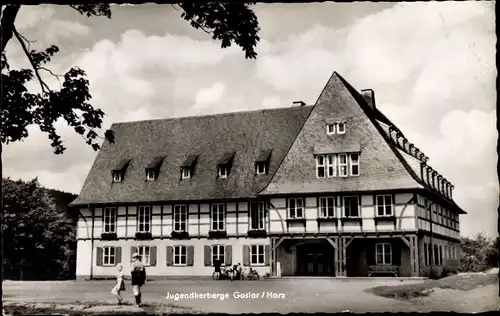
[96,247,103,266]
[225,245,232,266]
[187,246,194,266]
[150,246,157,266]
[115,247,122,265]
[166,246,173,266]
[204,245,211,266]
[130,246,137,262]
[243,245,250,266]
[265,245,271,266]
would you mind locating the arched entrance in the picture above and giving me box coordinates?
[296,241,335,276]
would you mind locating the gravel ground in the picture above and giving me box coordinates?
[3,277,499,314]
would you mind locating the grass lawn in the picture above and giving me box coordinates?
[366,273,498,300]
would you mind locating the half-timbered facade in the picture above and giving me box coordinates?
[70,71,465,279]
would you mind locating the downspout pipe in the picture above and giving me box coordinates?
[89,204,95,280]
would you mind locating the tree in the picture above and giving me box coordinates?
[2,178,76,280]
[1,3,260,311]
[460,233,498,272]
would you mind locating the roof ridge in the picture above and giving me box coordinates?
[336,74,427,187]
[257,71,343,195]
[112,105,313,126]
[337,75,463,212]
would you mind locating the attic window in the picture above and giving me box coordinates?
[256,163,266,175]
[145,156,164,181]
[112,172,122,182]
[337,122,346,134]
[146,169,156,181]
[181,154,198,180]
[327,123,335,135]
[218,166,228,178]
[181,167,191,179]
[111,159,131,183]
[217,152,235,179]
[255,149,272,176]
[326,122,346,135]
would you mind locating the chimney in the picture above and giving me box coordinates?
[293,101,306,107]
[360,89,375,109]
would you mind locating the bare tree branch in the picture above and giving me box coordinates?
[12,26,51,93]
[39,66,62,89]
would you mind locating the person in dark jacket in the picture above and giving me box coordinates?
[213,259,221,279]
[131,253,146,307]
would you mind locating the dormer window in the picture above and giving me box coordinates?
[180,154,198,180]
[327,123,335,135]
[111,159,131,183]
[218,166,228,178]
[326,122,346,135]
[217,151,235,179]
[144,156,164,181]
[255,149,272,176]
[256,162,266,175]
[181,167,191,179]
[337,122,346,134]
[146,169,156,181]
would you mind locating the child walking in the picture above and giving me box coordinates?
[111,263,126,305]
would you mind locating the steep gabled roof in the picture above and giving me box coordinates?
[259,72,466,214]
[70,106,313,206]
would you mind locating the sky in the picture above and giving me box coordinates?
[3,2,497,238]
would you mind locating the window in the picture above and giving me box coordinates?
[218,166,228,178]
[316,155,325,178]
[327,123,335,135]
[439,245,443,266]
[319,197,335,218]
[434,245,439,265]
[256,162,266,175]
[339,154,348,177]
[250,245,265,265]
[211,203,225,231]
[103,207,117,233]
[112,172,121,182]
[249,202,265,230]
[146,169,156,181]
[137,206,151,233]
[173,205,188,232]
[376,195,393,216]
[343,196,359,217]
[337,122,346,134]
[424,242,428,266]
[316,154,336,178]
[288,198,304,219]
[375,243,392,265]
[350,153,359,176]
[427,243,432,265]
[103,246,116,266]
[174,245,187,266]
[138,246,150,265]
[212,245,225,266]
[181,167,191,179]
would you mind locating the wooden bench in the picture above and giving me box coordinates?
[368,265,399,277]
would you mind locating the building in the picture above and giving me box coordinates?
[70,71,465,279]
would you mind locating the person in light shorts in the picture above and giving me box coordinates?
[110,263,126,305]
[131,253,146,307]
